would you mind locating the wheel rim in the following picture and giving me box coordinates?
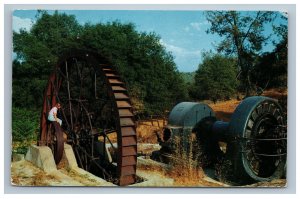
[39,50,137,185]
[242,100,287,180]
[227,96,287,184]
[50,122,64,164]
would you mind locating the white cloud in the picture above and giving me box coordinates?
[160,39,200,57]
[160,39,202,71]
[13,16,35,33]
[190,22,202,31]
[184,26,190,32]
[188,21,209,32]
[160,39,184,54]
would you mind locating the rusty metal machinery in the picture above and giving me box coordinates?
[39,51,137,186]
[152,97,287,185]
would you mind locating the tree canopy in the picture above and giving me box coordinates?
[252,14,288,89]
[13,11,188,115]
[190,53,238,103]
[205,11,277,96]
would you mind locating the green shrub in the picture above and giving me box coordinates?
[190,53,238,102]
[12,107,39,153]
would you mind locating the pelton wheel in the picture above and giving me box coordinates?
[227,96,287,184]
[39,50,137,186]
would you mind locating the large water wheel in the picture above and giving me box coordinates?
[39,50,137,186]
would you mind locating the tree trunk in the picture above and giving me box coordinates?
[244,71,255,98]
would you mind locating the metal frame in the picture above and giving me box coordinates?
[39,51,137,186]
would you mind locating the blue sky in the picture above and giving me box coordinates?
[13,10,287,72]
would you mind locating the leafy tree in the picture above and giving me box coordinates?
[253,39,287,89]
[190,53,237,103]
[12,107,39,153]
[13,11,82,108]
[80,23,188,114]
[273,13,287,43]
[13,11,187,115]
[180,72,195,84]
[205,11,276,96]
[253,14,287,89]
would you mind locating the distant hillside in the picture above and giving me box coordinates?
[180,72,196,84]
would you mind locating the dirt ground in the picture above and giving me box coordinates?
[11,152,286,187]
[11,159,114,186]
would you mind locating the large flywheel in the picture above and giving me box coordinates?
[39,50,137,186]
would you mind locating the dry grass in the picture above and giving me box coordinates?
[137,157,206,186]
[137,144,160,156]
[244,179,286,187]
[262,88,287,99]
[138,158,224,187]
[206,88,287,121]
[11,160,59,186]
[136,120,166,143]
[160,136,224,187]
[98,132,118,143]
[59,169,100,186]
[12,140,37,154]
[137,134,208,186]
[57,155,68,170]
[95,119,165,144]
[208,99,240,121]
[11,176,20,185]
[166,165,205,186]
[138,162,166,174]
[31,171,57,186]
